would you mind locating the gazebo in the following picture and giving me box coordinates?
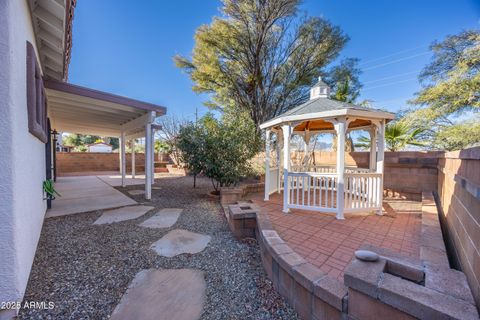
[260,78,395,219]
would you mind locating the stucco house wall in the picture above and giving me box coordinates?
[0,0,47,308]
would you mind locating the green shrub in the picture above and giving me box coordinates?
[176,111,260,191]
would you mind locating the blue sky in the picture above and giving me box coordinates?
[68,0,479,121]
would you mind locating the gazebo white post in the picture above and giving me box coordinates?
[303,129,310,170]
[376,120,386,215]
[369,125,377,171]
[145,123,152,200]
[282,124,292,213]
[264,129,271,201]
[276,131,282,193]
[131,140,136,179]
[334,118,346,220]
[120,131,126,187]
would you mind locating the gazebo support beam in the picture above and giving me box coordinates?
[369,125,377,171]
[264,129,271,201]
[334,118,346,220]
[276,130,282,193]
[376,120,386,215]
[282,124,292,213]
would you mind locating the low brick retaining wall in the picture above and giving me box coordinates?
[222,191,478,319]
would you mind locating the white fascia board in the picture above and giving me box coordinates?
[120,111,156,132]
[259,108,395,130]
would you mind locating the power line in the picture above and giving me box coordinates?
[373,97,412,105]
[359,44,428,66]
[362,77,418,91]
[363,70,419,85]
[362,52,431,71]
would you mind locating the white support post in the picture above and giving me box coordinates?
[376,120,386,215]
[120,131,126,187]
[145,124,152,200]
[276,132,282,193]
[151,128,155,185]
[118,143,122,174]
[131,140,136,179]
[369,126,377,171]
[282,124,292,213]
[334,118,346,220]
[264,129,271,201]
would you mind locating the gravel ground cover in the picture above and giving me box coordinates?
[19,175,298,320]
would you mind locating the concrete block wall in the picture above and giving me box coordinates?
[56,152,164,173]
[437,147,480,308]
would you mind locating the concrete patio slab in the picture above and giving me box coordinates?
[110,269,206,320]
[151,229,211,257]
[46,176,137,218]
[94,205,154,225]
[139,208,183,229]
[98,173,171,187]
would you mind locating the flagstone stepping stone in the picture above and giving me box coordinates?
[110,269,206,320]
[94,205,154,225]
[150,229,211,257]
[127,189,144,196]
[139,208,182,229]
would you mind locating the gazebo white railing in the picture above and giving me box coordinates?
[260,78,394,219]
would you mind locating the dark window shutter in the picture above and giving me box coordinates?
[26,41,48,143]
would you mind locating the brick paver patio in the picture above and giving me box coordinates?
[247,192,422,282]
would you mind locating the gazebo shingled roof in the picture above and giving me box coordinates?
[262,97,394,131]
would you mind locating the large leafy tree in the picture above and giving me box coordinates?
[406,30,480,150]
[175,0,348,127]
[412,30,479,114]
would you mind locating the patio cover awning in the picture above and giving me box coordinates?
[45,80,166,137]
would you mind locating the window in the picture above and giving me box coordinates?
[26,41,48,143]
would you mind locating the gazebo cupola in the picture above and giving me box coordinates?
[260,80,395,219]
[310,77,330,99]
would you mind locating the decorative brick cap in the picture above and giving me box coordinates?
[228,202,259,219]
[345,246,479,320]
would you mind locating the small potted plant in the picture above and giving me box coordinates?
[43,179,61,209]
